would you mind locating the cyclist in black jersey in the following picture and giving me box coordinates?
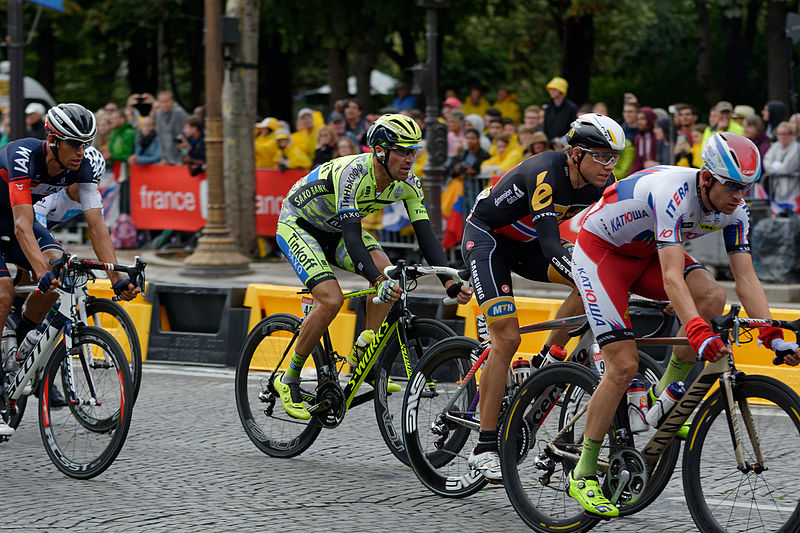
[273,114,472,420]
[463,113,626,481]
[0,104,140,415]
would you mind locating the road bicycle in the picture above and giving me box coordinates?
[4,266,144,412]
[235,261,468,465]
[401,300,673,498]
[0,254,145,479]
[499,304,800,533]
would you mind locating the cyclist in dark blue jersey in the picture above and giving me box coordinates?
[0,104,139,420]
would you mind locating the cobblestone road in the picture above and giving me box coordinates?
[0,365,740,532]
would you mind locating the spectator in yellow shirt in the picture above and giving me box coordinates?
[462,86,490,117]
[267,130,311,171]
[254,117,280,168]
[493,88,521,125]
[481,133,523,177]
[291,108,319,162]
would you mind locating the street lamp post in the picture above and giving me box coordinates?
[183,0,250,275]
[417,0,450,238]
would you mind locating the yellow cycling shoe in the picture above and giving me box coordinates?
[273,373,310,420]
[367,376,402,394]
[568,471,619,519]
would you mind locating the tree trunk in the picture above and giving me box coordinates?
[720,1,761,104]
[353,42,375,113]
[258,35,292,122]
[327,47,349,105]
[695,0,721,104]
[766,0,791,110]
[560,13,594,105]
[127,31,158,94]
[223,0,259,256]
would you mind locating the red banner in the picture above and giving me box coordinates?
[254,169,306,235]
[129,165,207,231]
[129,165,305,235]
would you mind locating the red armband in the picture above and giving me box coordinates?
[758,326,783,348]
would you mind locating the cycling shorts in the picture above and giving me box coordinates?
[573,230,704,347]
[276,215,382,290]
[0,213,63,279]
[462,219,573,326]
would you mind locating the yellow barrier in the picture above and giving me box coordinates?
[86,279,152,361]
[243,284,357,370]
[459,298,800,395]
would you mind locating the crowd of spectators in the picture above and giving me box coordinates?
[1,76,799,252]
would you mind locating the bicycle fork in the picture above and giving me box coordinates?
[719,369,766,473]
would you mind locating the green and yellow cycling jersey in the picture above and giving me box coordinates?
[278,152,429,232]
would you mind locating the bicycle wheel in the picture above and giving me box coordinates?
[235,313,326,458]
[683,374,800,533]
[501,363,602,532]
[403,336,487,497]
[84,298,143,403]
[39,326,133,479]
[374,317,455,466]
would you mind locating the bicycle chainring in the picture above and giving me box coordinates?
[315,380,346,428]
[497,395,532,464]
[605,448,647,505]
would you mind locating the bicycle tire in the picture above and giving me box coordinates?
[683,374,800,533]
[373,317,455,466]
[501,363,602,532]
[235,313,326,458]
[39,326,133,479]
[84,297,143,403]
[403,336,487,498]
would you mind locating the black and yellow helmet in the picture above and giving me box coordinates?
[366,113,422,149]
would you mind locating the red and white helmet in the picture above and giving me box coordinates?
[701,132,761,185]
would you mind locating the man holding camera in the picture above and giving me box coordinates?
[138,91,187,165]
[176,115,206,176]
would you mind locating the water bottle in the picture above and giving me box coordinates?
[646,381,686,429]
[346,329,375,366]
[511,357,531,385]
[541,345,568,367]
[17,327,44,360]
[626,380,649,432]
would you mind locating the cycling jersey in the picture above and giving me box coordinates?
[0,138,105,211]
[463,151,613,323]
[574,165,750,345]
[280,152,428,232]
[278,152,446,288]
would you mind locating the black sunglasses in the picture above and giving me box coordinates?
[387,146,417,158]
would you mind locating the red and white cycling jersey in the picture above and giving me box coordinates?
[573,165,751,346]
[581,165,750,257]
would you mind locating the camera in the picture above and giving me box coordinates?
[174,136,183,143]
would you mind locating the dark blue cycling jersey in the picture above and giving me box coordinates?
[0,138,105,211]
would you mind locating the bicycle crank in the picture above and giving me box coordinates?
[308,381,346,428]
[605,448,647,505]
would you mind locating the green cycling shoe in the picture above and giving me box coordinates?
[273,373,311,420]
[567,472,619,518]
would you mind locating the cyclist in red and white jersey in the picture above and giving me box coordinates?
[568,132,800,518]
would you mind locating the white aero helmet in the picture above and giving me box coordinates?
[701,132,761,184]
[566,113,626,151]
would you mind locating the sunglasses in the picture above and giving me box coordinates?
[577,147,620,166]
[63,138,91,150]
[705,168,752,193]
[387,146,418,158]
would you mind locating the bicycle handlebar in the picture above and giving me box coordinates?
[373,262,471,305]
[709,304,800,365]
[37,253,147,300]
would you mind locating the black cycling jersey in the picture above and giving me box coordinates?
[0,138,105,211]
[466,150,614,283]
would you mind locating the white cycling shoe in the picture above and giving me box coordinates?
[468,449,503,483]
[0,420,14,437]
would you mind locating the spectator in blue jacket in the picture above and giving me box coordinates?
[127,116,161,166]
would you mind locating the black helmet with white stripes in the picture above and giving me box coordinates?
[45,103,97,142]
